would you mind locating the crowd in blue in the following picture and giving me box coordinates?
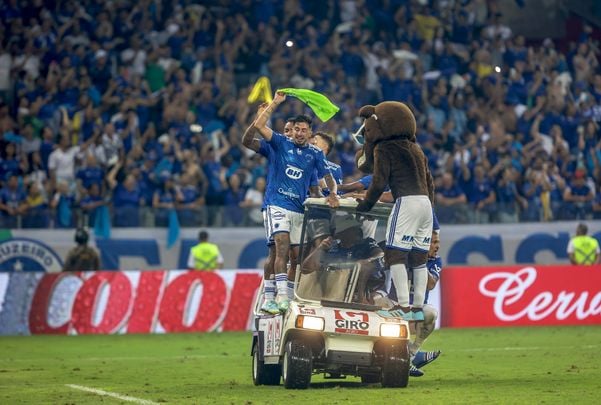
[0,0,600,229]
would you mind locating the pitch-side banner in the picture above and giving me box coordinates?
[0,269,442,336]
[441,265,601,327]
[0,270,263,335]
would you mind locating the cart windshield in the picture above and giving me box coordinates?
[295,198,392,307]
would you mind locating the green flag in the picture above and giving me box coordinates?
[277,88,340,122]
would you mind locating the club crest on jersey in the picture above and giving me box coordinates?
[285,164,303,180]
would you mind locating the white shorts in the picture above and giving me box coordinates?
[386,195,433,253]
[262,210,275,246]
[265,205,304,245]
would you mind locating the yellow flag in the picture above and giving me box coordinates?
[247,76,273,103]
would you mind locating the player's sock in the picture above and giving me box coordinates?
[275,273,288,298]
[414,309,436,348]
[390,263,409,308]
[264,279,276,301]
[411,264,427,309]
[287,280,295,300]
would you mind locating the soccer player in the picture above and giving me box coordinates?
[242,106,292,313]
[310,132,343,193]
[368,221,442,377]
[408,218,442,377]
[254,91,339,312]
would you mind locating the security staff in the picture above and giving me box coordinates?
[63,228,101,271]
[567,223,600,265]
[187,230,224,270]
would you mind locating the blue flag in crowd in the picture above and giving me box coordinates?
[167,209,180,249]
[58,197,72,228]
[94,205,111,239]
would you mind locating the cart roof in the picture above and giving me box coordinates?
[304,197,393,220]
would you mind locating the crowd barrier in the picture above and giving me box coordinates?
[1,222,599,272]
[0,265,597,336]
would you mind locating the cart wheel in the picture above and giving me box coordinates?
[381,343,409,388]
[252,342,281,386]
[282,339,312,389]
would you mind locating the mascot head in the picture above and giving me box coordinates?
[355,101,416,173]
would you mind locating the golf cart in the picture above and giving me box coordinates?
[251,198,410,389]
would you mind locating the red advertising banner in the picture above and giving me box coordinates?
[441,265,601,327]
[0,270,263,335]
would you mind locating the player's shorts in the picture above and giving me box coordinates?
[265,205,304,245]
[385,195,433,253]
[262,210,275,246]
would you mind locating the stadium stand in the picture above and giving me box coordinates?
[0,0,600,228]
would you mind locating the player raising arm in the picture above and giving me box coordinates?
[253,91,339,312]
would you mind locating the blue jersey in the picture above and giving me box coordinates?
[258,139,319,210]
[432,210,440,232]
[427,255,442,282]
[358,175,390,192]
[264,132,330,213]
[320,159,343,196]
[388,255,442,305]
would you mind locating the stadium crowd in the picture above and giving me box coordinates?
[0,0,600,229]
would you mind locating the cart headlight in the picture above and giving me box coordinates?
[296,315,324,331]
[380,323,407,338]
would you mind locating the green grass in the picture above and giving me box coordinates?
[1,326,600,404]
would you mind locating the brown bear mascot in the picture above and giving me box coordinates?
[354,101,434,321]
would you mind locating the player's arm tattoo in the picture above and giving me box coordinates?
[241,123,261,152]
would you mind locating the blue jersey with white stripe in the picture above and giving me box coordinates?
[264,132,330,213]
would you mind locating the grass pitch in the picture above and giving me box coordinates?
[1,326,600,404]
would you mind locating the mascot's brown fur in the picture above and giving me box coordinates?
[355,101,434,268]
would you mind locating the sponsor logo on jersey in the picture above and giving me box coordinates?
[277,188,301,199]
[0,238,64,272]
[285,164,304,180]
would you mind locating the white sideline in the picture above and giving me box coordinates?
[7,353,233,362]
[66,384,159,405]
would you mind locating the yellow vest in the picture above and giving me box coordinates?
[191,242,220,270]
[572,235,599,265]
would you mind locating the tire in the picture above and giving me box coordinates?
[381,343,409,388]
[252,342,281,386]
[361,374,381,384]
[282,339,312,389]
